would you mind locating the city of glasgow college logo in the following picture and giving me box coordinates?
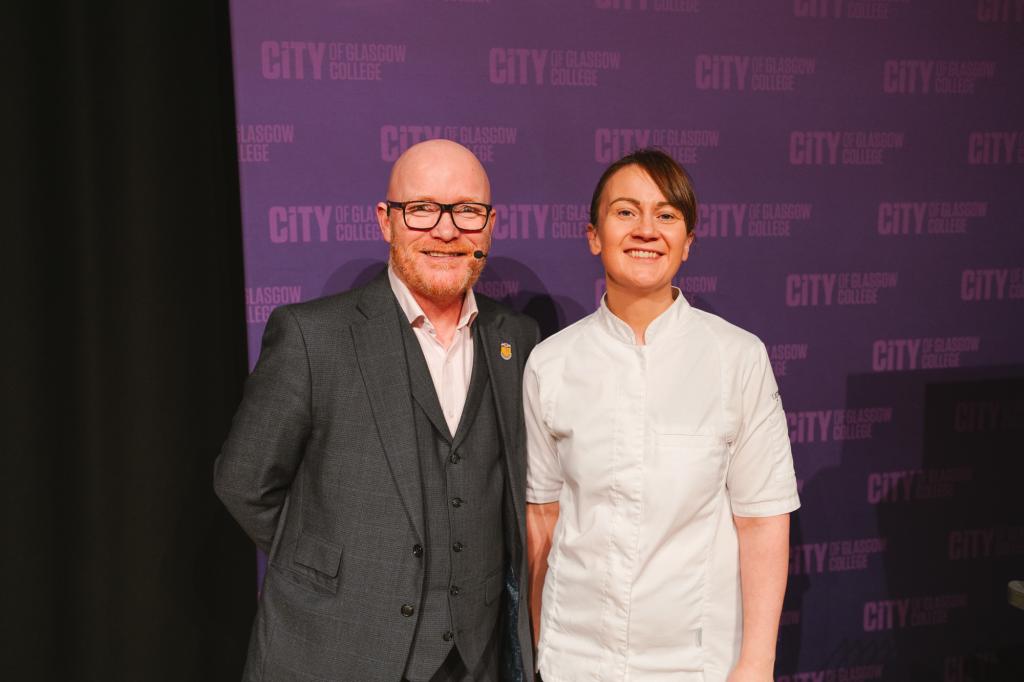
[500,342,512,361]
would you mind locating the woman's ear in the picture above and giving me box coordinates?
[681,231,695,262]
[587,223,602,256]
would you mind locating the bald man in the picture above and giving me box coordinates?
[215,140,539,681]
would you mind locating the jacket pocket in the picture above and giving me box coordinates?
[484,566,505,606]
[287,532,343,595]
[653,432,728,512]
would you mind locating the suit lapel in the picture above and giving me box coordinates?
[477,305,526,542]
[400,322,452,442]
[451,334,488,451]
[352,273,425,543]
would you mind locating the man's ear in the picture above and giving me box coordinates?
[376,202,394,243]
[484,207,497,237]
[587,223,602,256]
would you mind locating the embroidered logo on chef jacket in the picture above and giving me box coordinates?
[500,342,512,361]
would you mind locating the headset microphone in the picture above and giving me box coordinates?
[473,250,488,259]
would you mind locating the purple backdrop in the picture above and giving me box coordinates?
[229,1,1024,679]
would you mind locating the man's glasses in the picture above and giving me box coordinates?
[386,200,492,232]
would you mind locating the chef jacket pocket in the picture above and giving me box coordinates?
[654,433,728,512]
[630,624,704,677]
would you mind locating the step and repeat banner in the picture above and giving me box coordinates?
[229,1,1024,679]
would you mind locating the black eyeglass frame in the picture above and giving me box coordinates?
[385,200,494,232]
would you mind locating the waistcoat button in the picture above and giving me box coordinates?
[401,603,415,617]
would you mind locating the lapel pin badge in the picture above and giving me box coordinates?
[500,341,512,361]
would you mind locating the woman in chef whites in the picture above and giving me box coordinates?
[524,149,799,682]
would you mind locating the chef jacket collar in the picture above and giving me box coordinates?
[596,286,691,346]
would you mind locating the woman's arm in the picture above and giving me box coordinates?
[526,501,560,651]
[729,512,790,682]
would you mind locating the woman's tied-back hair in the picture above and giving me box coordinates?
[588,148,698,235]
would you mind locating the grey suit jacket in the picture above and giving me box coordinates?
[214,270,539,681]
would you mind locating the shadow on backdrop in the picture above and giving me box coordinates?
[792,366,1024,681]
[321,256,587,340]
[322,258,389,297]
[475,256,587,339]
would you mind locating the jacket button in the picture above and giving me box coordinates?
[452,542,464,553]
[450,497,464,508]
[442,630,454,642]
[449,585,460,596]
[401,603,415,617]
[412,544,424,558]
[449,452,461,464]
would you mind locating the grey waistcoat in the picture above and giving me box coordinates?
[401,323,506,681]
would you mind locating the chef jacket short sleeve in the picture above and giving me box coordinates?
[524,355,563,504]
[726,341,801,517]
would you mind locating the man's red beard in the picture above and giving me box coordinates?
[389,241,487,302]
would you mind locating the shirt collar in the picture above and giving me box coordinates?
[388,265,479,332]
[596,287,691,346]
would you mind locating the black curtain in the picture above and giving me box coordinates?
[6,2,255,679]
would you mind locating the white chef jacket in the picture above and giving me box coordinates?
[524,290,800,682]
